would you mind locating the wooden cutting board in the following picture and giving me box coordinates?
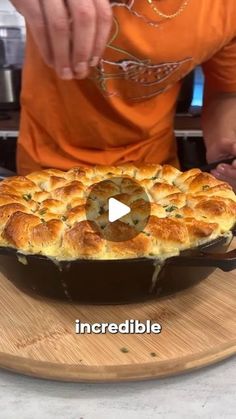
[0,241,235,382]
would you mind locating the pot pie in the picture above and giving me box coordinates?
[0,164,235,260]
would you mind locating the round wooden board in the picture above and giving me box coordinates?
[0,241,235,382]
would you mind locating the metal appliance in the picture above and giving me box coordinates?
[0,25,24,110]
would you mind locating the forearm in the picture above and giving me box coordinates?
[203,83,236,109]
[202,92,236,137]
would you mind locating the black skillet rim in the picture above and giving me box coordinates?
[0,230,234,265]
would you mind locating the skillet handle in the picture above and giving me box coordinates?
[168,249,236,272]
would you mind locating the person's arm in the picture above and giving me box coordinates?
[10,0,112,80]
[201,38,236,190]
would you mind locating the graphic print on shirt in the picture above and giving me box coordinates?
[92,0,193,101]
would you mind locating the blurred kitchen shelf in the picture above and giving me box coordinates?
[0,111,204,173]
[0,111,202,137]
[0,110,19,134]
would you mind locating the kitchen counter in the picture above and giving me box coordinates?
[0,358,235,418]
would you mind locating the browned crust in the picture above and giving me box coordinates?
[0,164,234,260]
[63,221,106,258]
[145,216,189,244]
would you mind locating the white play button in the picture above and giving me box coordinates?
[108,197,131,223]
[86,177,151,242]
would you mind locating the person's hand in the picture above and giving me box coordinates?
[11,0,113,80]
[202,95,236,191]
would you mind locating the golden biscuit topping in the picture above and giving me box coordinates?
[0,164,235,260]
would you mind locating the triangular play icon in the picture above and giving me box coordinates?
[108,198,131,223]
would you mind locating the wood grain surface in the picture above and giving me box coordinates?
[0,240,235,383]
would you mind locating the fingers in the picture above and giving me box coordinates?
[14,0,53,67]
[11,0,112,80]
[212,161,236,191]
[206,137,235,163]
[213,161,236,178]
[91,0,113,66]
[206,135,236,190]
[41,0,73,79]
[67,0,97,79]
[67,0,112,78]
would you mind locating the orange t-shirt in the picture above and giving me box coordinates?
[17,0,236,175]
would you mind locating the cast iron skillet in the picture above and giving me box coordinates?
[0,229,235,304]
[0,172,235,304]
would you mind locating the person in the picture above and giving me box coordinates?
[11,0,236,190]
